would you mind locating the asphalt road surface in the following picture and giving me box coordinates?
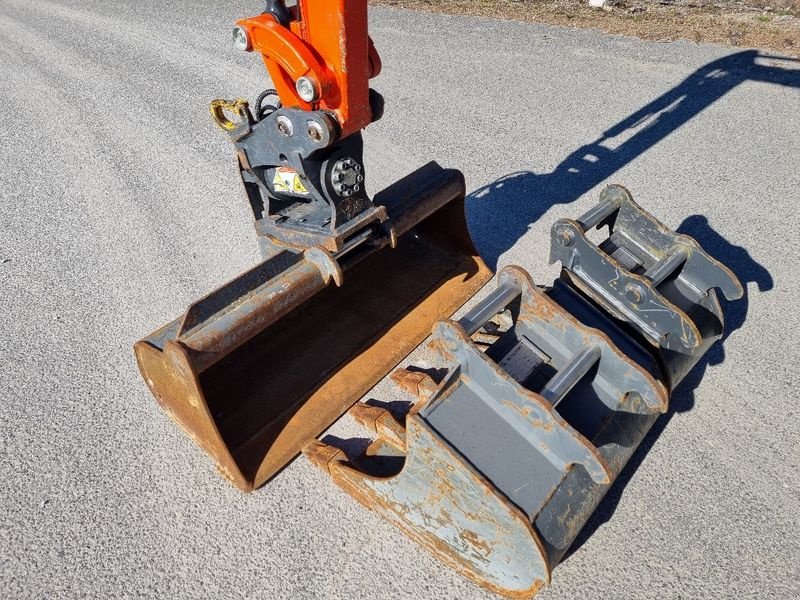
[2,1,799,598]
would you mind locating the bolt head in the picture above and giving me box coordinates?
[296,77,319,102]
[557,226,575,247]
[306,121,324,142]
[276,116,293,136]
[625,283,645,304]
[232,26,251,51]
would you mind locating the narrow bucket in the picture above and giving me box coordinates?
[134,163,492,490]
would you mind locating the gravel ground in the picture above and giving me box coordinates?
[376,0,800,54]
[1,1,799,599]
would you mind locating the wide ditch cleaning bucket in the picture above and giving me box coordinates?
[134,162,491,491]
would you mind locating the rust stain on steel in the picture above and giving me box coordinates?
[348,404,407,451]
[498,399,556,433]
[390,368,437,401]
[460,528,493,557]
[499,399,533,419]
[251,248,491,488]
[304,414,551,598]
[135,218,492,491]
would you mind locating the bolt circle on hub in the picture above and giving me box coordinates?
[329,157,364,198]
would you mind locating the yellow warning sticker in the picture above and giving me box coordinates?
[273,167,309,195]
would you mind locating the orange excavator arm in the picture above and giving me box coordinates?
[234,0,382,138]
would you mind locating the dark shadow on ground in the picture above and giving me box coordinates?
[466,50,800,269]
[563,215,773,560]
[462,49,795,563]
